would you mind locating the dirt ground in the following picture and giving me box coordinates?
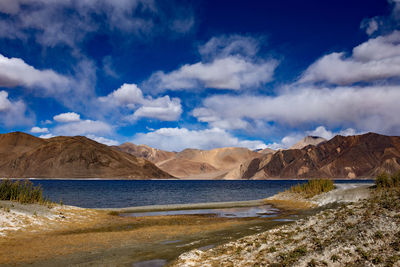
[0,201,300,267]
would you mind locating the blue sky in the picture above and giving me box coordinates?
[0,0,399,151]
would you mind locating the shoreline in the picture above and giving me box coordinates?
[98,182,374,213]
[0,177,375,180]
[0,182,376,266]
[99,199,266,213]
[171,184,400,267]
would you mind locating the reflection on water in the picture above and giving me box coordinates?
[123,205,280,218]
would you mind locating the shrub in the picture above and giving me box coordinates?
[0,179,48,204]
[375,172,400,189]
[287,179,335,198]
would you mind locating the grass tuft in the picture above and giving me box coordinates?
[0,179,50,204]
[375,172,400,189]
[287,179,335,198]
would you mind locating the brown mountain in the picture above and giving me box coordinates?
[0,132,172,179]
[235,133,400,179]
[290,136,327,149]
[115,143,176,163]
[156,147,262,179]
[118,144,262,179]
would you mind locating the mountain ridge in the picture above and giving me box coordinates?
[0,132,172,179]
[234,132,400,179]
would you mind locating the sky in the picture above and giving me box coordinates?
[0,0,399,151]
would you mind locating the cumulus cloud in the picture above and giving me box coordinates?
[53,112,81,123]
[193,85,400,134]
[132,127,266,151]
[144,35,278,92]
[131,96,182,121]
[0,90,32,127]
[99,83,182,121]
[86,134,119,146]
[30,126,49,133]
[99,84,144,107]
[299,31,400,85]
[53,119,113,136]
[39,133,54,139]
[0,54,71,93]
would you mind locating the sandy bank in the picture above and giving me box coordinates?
[264,183,373,210]
[100,199,266,213]
[171,184,400,267]
[0,200,98,237]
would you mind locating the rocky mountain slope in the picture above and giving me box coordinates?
[0,132,172,179]
[115,143,176,163]
[290,136,326,149]
[157,147,262,178]
[235,132,400,179]
[118,144,262,179]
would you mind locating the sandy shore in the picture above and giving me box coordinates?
[0,183,377,266]
[0,200,296,266]
[171,184,400,267]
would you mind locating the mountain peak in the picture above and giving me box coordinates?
[290,136,327,150]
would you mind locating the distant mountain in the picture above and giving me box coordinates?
[234,133,400,179]
[256,148,276,154]
[115,143,176,163]
[160,147,261,178]
[0,132,172,179]
[290,136,327,150]
[118,144,262,179]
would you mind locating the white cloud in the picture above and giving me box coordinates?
[306,126,359,140]
[132,96,182,121]
[0,90,12,111]
[53,112,81,123]
[361,18,379,35]
[193,85,400,134]
[86,134,119,146]
[144,35,278,92]
[30,126,49,133]
[39,133,54,139]
[299,31,400,85]
[0,90,32,127]
[0,54,71,93]
[99,83,182,121]
[99,83,144,107]
[266,126,360,150]
[132,127,266,151]
[147,57,277,92]
[53,120,113,136]
[266,134,303,150]
[199,35,260,60]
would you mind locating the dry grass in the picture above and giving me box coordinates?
[375,171,400,189]
[287,179,335,198]
[0,179,50,204]
[264,199,315,210]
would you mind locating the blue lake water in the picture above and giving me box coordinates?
[30,179,373,209]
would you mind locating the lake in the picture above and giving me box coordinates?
[30,179,373,208]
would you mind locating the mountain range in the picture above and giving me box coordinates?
[0,132,171,179]
[0,131,399,179]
